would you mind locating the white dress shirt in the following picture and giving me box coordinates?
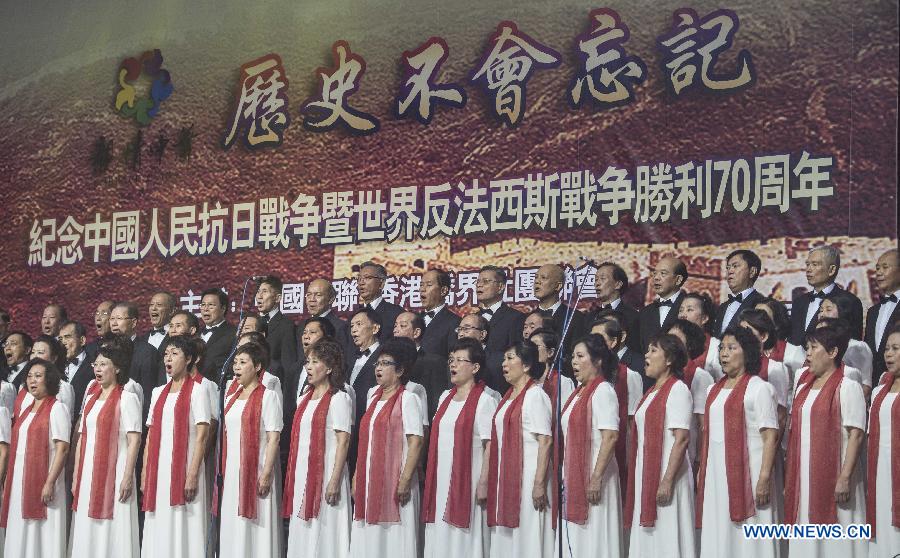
[804,283,836,329]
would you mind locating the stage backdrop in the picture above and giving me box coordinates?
[0,0,897,333]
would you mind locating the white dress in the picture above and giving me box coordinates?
[19,382,75,421]
[141,383,212,558]
[349,390,424,558]
[843,339,873,389]
[489,385,553,558]
[367,381,429,428]
[557,382,623,558]
[703,337,723,380]
[286,390,353,558]
[623,368,643,416]
[220,390,283,558]
[424,390,498,558]
[82,379,144,412]
[789,377,867,558]
[69,391,142,558]
[869,387,900,558]
[539,374,575,414]
[688,367,715,463]
[628,380,695,558]
[699,377,780,558]
[0,381,15,417]
[2,401,71,558]
[0,406,11,556]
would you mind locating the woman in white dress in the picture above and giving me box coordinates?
[866,326,900,558]
[487,340,553,558]
[696,326,780,558]
[558,334,623,558]
[626,334,695,558]
[350,337,424,558]
[226,333,283,401]
[784,324,867,558]
[528,328,575,422]
[817,298,874,397]
[0,391,11,554]
[738,310,791,424]
[1,359,71,558]
[755,297,806,378]
[69,344,142,558]
[0,379,15,417]
[217,342,283,558]
[141,335,211,558]
[423,337,497,558]
[284,338,352,558]
[677,292,723,378]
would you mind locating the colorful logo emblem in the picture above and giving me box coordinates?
[114,49,173,125]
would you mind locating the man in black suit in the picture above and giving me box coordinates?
[356,261,404,339]
[0,307,10,381]
[866,249,900,383]
[346,308,381,472]
[419,269,461,358]
[40,303,67,337]
[476,266,526,354]
[84,300,114,361]
[139,291,176,350]
[533,264,586,376]
[638,255,688,353]
[255,275,298,381]
[59,321,94,415]
[790,245,864,346]
[199,288,238,381]
[395,311,448,418]
[457,312,506,393]
[590,262,641,352]
[3,331,32,388]
[108,301,158,417]
[715,249,767,336]
[305,278,351,358]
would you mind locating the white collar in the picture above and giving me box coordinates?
[205,320,226,329]
[366,296,383,309]
[617,346,627,360]
[731,286,756,300]
[267,307,280,320]
[814,283,836,296]
[424,303,445,315]
[656,289,682,304]
[317,309,332,318]
[356,341,379,359]
[482,300,502,313]
[539,300,562,314]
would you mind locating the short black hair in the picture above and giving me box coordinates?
[806,324,850,363]
[256,275,283,293]
[726,249,762,282]
[720,326,763,376]
[528,327,560,352]
[592,317,625,351]
[429,268,452,292]
[23,358,62,396]
[738,308,778,351]
[650,333,688,379]
[6,330,34,351]
[33,334,67,371]
[682,292,716,335]
[97,342,132,385]
[302,316,336,338]
[240,314,266,333]
[170,310,201,332]
[378,337,418,384]
[450,337,487,371]
[672,258,689,285]
[234,341,270,372]
[358,262,387,279]
[201,288,229,309]
[163,334,201,368]
[597,262,629,293]
[755,297,791,341]
[479,265,507,284]
[666,319,707,360]
[45,303,68,321]
[113,301,139,320]
[350,308,382,338]
[505,340,542,380]
[60,320,87,338]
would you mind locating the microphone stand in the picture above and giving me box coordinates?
[207,275,257,558]
[551,262,591,558]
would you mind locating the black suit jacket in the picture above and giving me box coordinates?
[483,348,509,394]
[410,348,449,418]
[321,311,351,349]
[589,301,641,352]
[347,348,379,473]
[370,299,404,340]
[201,322,238,381]
[131,338,159,419]
[548,303,587,378]
[484,303,526,354]
[714,289,766,336]
[67,357,95,416]
[420,307,461,359]
[790,286,864,346]
[638,291,686,353]
[265,312,298,381]
[866,298,900,383]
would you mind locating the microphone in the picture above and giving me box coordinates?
[578,255,600,267]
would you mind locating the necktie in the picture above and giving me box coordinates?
[727,293,744,304]
[882,293,898,304]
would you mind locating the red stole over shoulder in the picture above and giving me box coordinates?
[0,397,57,527]
[226,371,270,398]
[559,375,606,524]
[217,384,265,519]
[72,385,124,519]
[867,374,900,536]
[423,382,486,527]
[142,376,196,512]
[354,386,406,524]
[685,335,712,384]
[770,339,787,363]
[758,356,770,381]
[785,366,844,524]
[487,379,535,528]
[624,376,679,528]
[283,388,334,519]
[695,375,754,527]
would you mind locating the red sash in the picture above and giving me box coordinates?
[487,380,536,528]
[353,386,406,524]
[559,375,606,523]
[142,377,196,512]
[0,397,57,527]
[866,374,900,536]
[72,385,124,519]
[218,385,266,519]
[422,382,486,527]
[283,389,334,519]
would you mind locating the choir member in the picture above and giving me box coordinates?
[737,310,791,423]
[715,250,766,335]
[69,343,141,558]
[0,400,9,552]
[419,269,461,359]
[40,304,67,337]
[394,311,450,419]
[1,359,71,558]
[559,334,624,558]
[58,321,94,421]
[350,338,424,558]
[476,266,526,354]
[141,292,175,350]
[27,335,75,420]
[590,261,640,354]
[108,302,159,417]
[590,313,645,377]
[140,335,211,558]
[423,337,498,558]
[522,311,554,341]
[755,297,806,381]
[866,249,899,383]
[347,309,382,427]
[637,256,687,353]
[867,325,900,557]
[217,342,283,558]
[818,297,874,397]
[528,328,574,419]
[677,292,723,378]
[784,325,867,558]
[84,300,114,360]
[81,335,145,410]
[458,313,506,395]
[790,245,863,345]
[305,278,351,352]
[3,331,31,388]
[531,264,586,376]
[356,262,404,338]
[255,275,298,378]
[227,334,283,400]
[199,288,238,381]
[665,319,715,467]
[590,318,645,420]
[284,339,352,558]
[239,314,265,336]
[696,326,780,558]
[487,340,553,558]
[625,334,695,558]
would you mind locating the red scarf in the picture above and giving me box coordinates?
[542,369,561,422]
[866,374,900,536]
[0,397,57,527]
[283,389,334,519]
[687,335,712,379]
[559,375,606,524]
[784,366,844,524]
[12,386,28,419]
[624,376,679,528]
[142,376,196,512]
[422,382,486,527]
[770,339,787,363]
[487,379,535,528]
[758,356,770,381]
[227,371,268,398]
[354,386,406,524]
[72,385,124,519]
[542,370,563,529]
[695,375,754,527]
[216,384,266,519]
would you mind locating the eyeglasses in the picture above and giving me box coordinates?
[447,357,473,366]
[375,359,397,368]
[455,326,484,333]
[94,311,110,317]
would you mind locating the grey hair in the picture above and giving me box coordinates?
[810,245,841,273]
[359,261,387,279]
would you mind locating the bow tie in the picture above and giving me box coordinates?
[655,299,674,308]
[424,310,436,319]
[809,291,827,300]
[883,294,898,304]
[478,308,494,318]
[727,293,743,304]
[595,303,613,312]
[538,308,554,317]
[360,303,374,311]
[356,348,371,359]
[150,327,165,335]
[68,356,81,366]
